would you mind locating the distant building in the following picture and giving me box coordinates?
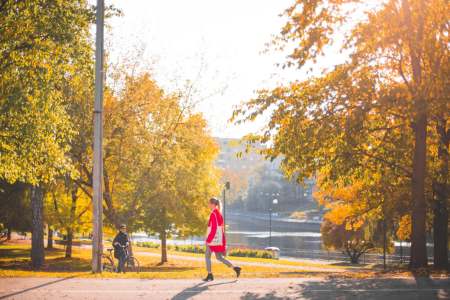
[215,137,316,212]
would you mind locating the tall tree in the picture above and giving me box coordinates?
[429,107,449,268]
[233,0,448,268]
[140,113,220,263]
[116,74,220,263]
[0,0,93,269]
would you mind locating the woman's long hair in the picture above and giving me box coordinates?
[209,197,222,212]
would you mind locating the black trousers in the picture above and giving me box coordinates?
[117,255,126,273]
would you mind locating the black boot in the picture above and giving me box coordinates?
[203,273,214,282]
[234,266,241,278]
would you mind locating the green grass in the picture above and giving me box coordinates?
[136,242,276,259]
[4,242,445,279]
[132,245,350,269]
[0,242,350,279]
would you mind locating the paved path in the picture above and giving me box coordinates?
[0,277,448,300]
[135,250,347,273]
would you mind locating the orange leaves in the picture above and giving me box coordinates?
[318,178,373,233]
[325,204,351,225]
[324,202,366,230]
[396,215,412,241]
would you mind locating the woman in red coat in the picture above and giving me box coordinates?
[203,197,241,281]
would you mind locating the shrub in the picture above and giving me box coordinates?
[290,211,307,220]
[135,241,160,249]
[135,242,273,259]
[171,244,206,254]
[228,248,273,259]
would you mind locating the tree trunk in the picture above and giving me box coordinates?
[65,186,77,258]
[6,227,11,240]
[350,255,359,264]
[433,119,448,269]
[103,168,120,229]
[30,185,45,270]
[65,229,73,258]
[410,103,428,268]
[348,248,360,264]
[47,228,53,249]
[160,230,168,264]
[401,0,428,269]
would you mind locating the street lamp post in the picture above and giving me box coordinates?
[223,181,230,236]
[269,206,272,247]
[400,240,403,264]
[269,198,278,247]
[92,0,105,273]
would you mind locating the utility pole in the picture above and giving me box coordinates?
[92,0,104,273]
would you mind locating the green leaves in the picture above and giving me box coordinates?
[0,0,93,185]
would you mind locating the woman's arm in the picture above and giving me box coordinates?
[206,213,217,244]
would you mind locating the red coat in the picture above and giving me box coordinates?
[206,208,226,253]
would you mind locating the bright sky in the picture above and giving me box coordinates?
[104,0,297,138]
[105,0,348,138]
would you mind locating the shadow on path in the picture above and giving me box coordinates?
[241,291,290,300]
[239,277,450,300]
[171,280,238,300]
[0,276,77,300]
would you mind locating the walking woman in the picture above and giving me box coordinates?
[203,197,241,281]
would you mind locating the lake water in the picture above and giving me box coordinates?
[131,211,436,263]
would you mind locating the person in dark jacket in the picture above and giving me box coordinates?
[113,224,129,273]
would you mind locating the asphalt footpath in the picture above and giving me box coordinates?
[0,276,448,300]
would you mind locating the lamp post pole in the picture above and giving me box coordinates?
[383,217,387,270]
[223,181,230,237]
[400,240,403,264]
[92,0,104,273]
[269,198,278,247]
[269,206,272,247]
[223,189,226,226]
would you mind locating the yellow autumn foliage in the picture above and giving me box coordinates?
[396,215,412,241]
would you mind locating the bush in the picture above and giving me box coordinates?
[228,248,274,259]
[290,211,307,220]
[170,244,206,254]
[135,241,160,249]
[135,242,273,259]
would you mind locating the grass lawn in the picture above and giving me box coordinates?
[3,241,446,279]
[0,242,354,279]
[132,245,357,270]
